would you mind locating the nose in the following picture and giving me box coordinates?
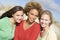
[42,20,45,24]
[19,16,23,20]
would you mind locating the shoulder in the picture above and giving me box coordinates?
[32,22,40,34]
[49,28,56,34]
[33,22,40,30]
[48,28,57,40]
[0,17,8,20]
[34,22,40,28]
[0,17,10,24]
[34,22,40,26]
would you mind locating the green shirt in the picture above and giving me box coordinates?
[0,17,16,40]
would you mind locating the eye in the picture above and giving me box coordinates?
[16,15,20,16]
[41,18,44,20]
[21,15,23,16]
[30,13,34,15]
[45,19,48,21]
[35,15,38,17]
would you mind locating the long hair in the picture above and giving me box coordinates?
[0,6,24,19]
[39,10,53,31]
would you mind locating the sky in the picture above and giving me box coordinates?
[0,0,60,23]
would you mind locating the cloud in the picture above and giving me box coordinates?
[40,0,60,13]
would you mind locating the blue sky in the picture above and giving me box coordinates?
[0,0,60,22]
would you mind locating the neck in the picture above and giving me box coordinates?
[26,19,34,25]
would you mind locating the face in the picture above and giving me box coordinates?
[12,11,24,23]
[40,13,51,27]
[27,9,38,23]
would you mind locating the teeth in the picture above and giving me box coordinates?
[41,24,45,26]
[42,24,45,25]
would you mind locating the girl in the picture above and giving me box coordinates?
[39,10,57,40]
[0,6,24,40]
[14,2,43,40]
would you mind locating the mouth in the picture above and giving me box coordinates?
[30,19,34,22]
[41,23,46,27]
[17,19,21,23]
[30,18,34,21]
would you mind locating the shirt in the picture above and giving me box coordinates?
[14,20,40,40]
[0,17,16,40]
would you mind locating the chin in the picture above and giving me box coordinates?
[17,21,21,23]
[29,21,34,24]
[42,26,45,28]
[30,21,33,23]
[41,25,46,28]
[30,21,34,23]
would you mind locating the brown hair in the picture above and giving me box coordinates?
[39,10,53,26]
[24,2,43,17]
[0,6,24,19]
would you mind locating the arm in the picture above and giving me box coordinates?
[0,19,9,39]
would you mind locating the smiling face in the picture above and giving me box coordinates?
[27,9,38,23]
[12,10,24,23]
[40,13,51,28]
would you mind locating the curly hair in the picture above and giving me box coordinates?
[24,2,43,17]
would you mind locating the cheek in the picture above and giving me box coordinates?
[40,20,43,23]
[28,14,32,18]
[14,16,19,20]
[14,16,18,19]
[28,15,32,20]
[20,17,23,20]
[45,21,50,25]
[12,15,21,23]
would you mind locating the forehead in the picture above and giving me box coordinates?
[41,14,50,20]
[29,9,39,15]
[14,11,23,14]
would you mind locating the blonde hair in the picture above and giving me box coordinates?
[24,2,43,16]
[39,10,53,26]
